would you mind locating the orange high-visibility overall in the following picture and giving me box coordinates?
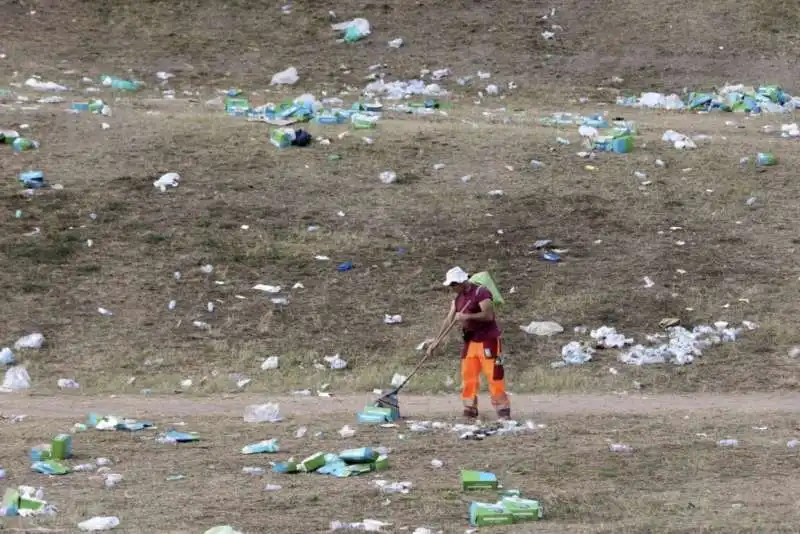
[461,337,510,418]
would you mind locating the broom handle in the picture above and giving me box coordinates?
[397,300,471,389]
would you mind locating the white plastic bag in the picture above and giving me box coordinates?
[520,321,564,336]
[153,172,180,192]
[261,356,279,370]
[1,366,31,392]
[331,18,371,40]
[243,403,282,423]
[270,67,299,86]
[14,333,44,350]
[78,516,120,531]
[0,347,15,365]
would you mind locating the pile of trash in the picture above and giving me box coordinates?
[617,84,800,113]
[403,419,543,439]
[539,112,636,154]
[0,485,57,517]
[555,321,757,367]
[270,446,389,478]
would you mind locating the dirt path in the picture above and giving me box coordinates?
[2,392,799,419]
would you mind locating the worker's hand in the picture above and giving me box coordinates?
[425,340,439,358]
[455,312,471,323]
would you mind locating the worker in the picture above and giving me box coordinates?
[427,266,510,420]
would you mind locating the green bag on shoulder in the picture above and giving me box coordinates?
[469,271,504,307]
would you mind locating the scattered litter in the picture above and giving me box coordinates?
[558,342,594,366]
[57,378,79,389]
[718,439,739,447]
[325,354,348,370]
[1,366,31,392]
[204,527,243,534]
[261,356,279,370]
[242,439,280,454]
[270,67,299,86]
[619,322,755,366]
[374,480,412,494]
[388,38,404,48]
[383,314,403,325]
[520,321,563,336]
[253,284,281,293]
[14,333,44,350]
[243,403,282,423]
[591,326,633,349]
[379,171,397,184]
[662,130,697,150]
[0,348,15,366]
[24,78,68,92]
[338,425,356,438]
[332,18,371,43]
[153,172,180,192]
[77,516,120,531]
[330,519,390,532]
[155,430,199,444]
[609,443,633,453]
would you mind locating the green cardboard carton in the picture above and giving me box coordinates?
[51,434,72,460]
[469,501,514,527]
[299,452,326,473]
[371,455,389,471]
[461,470,499,490]
[18,496,46,512]
[346,464,373,476]
[501,496,543,521]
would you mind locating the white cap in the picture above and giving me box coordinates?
[442,266,469,286]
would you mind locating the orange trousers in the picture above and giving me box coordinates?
[461,339,510,417]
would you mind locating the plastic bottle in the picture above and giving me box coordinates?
[717,439,739,447]
[242,466,265,475]
[609,443,633,453]
[12,138,39,152]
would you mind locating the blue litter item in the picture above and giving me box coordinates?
[30,460,69,475]
[542,251,561,262]
[317,456,350,477]
[226,89,242,97]
[336,262,353,271]
[315,114,342,125]
[19,170,46,188]
[339,447,376,463]
[241,438,280,454]
[72,102,90,111]
[162,430,199,442]
[582,114,608,129]
[116,421,154,432]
